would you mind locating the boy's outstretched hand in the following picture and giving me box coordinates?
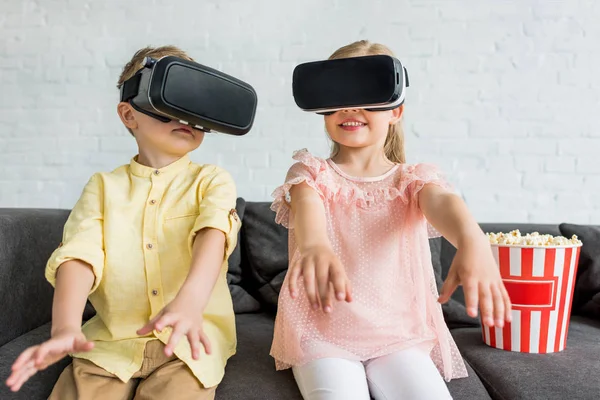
[137,294,212,361]
[6,328,93,392]
[438,238,512,328]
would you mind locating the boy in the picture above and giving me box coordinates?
[6,46,241,400]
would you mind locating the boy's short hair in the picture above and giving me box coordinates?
[117,45,194,89]
[117,45,194,135]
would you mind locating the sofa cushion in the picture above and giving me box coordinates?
[451,316,600,400]
[218,313,491,399]
[217,313,302,399]
[228,198,261,314]
[0,323,69,400]
[559,224,600,320]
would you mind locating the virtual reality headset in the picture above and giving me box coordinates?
[292,55,409,115]
[120,56,258,136]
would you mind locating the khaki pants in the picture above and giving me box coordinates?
[49,340,216,400]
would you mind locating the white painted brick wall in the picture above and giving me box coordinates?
[1,0,599,224]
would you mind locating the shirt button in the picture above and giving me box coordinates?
[151,289,158,296]
[154,170,160,175]
[146,243,153,249]
[149,199,156,205]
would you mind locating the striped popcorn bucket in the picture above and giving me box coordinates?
[482,244,582,353]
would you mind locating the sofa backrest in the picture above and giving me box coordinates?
[1,201,593,347]
[0,209,70,346]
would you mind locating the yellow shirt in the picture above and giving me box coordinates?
[45,155,241,387]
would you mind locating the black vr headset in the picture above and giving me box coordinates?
[292,55,409,115]
[120,56,258,136]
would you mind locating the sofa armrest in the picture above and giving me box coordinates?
[0,208,70,346]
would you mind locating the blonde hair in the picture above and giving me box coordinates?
[117,46,194,135]
[117,45,194,89]
[328,40,406,164]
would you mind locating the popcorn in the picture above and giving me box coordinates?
[486,230,582,247]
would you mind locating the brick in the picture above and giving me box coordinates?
[507,140,557,155]
[522,173,584,191]
[514,156,545,173]
[413,121,469,138]
[497,191,557,208]
[576,157,600,173]
[99,136,135,152]
[485,156,515,171]
[459,170,523,191]
[558,139,600,156]
[545,156,576,173]
[469,120,528,138]
[556,193,593,209]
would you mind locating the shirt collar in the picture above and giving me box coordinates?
[129,155,191,178]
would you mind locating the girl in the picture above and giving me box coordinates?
[270,40,512,400]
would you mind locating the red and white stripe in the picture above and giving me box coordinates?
[482,245,581,353]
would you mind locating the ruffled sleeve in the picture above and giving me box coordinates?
[400,163,453,238]
[270,149,327,229]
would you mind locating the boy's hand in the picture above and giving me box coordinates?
[289,245,352,313]
[6,328,93,392]
[438,238,512,328]
[137,294,212,360]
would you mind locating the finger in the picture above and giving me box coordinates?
[501,284,512,322]
[6,363,26,386]
[153,314,180,333]
[199,331,212,355]
[302,261,318,310]
[316,260,331,312]
[288,260,302,299]
[330,262,348,302]
[8,361,36,392]
[165,323,186,356]
[491,284,505,328]
[345,276,353,302]
[479,283,494,327]
[73,337,95,353]
[438,271,459,305]
[137,311,164,335]
[14,364,38,391]
[463,278,479,318]
[12,346,38,371]
[187,331,201,360]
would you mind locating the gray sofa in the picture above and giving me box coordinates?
[1,200,599,399]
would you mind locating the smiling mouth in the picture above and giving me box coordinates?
[339,121,367,127]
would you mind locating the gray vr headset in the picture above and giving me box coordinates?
[292,55,409,115]
[120,56,258,136]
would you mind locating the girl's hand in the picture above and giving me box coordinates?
[6,328,93,392]
[137,295,212,360]
[288,245,352,313]
[438,238,512,328]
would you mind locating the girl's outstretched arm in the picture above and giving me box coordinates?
[287,182,352,313]
[418,183,512,328]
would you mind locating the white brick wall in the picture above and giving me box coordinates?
[1,0,599,224]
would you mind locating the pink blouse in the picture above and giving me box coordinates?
[269,149,468,381]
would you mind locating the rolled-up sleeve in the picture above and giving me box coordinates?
[188,167,241,259]
[45,173,105,293]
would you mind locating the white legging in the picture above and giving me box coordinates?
[292,346,452,400]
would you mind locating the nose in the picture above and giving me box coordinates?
[342,108,359,113]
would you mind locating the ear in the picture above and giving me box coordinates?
[389,104,404,125]
[117,102,138,131]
